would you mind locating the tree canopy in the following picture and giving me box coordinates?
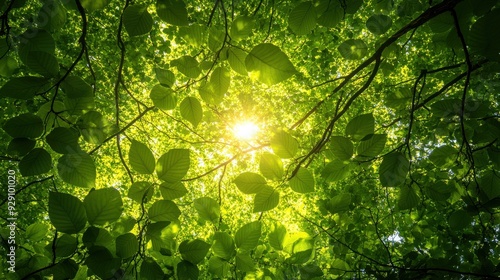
[1,0,500,279]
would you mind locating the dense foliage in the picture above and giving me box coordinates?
[1,0,500,279]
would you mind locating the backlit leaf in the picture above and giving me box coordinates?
[0,76,48,100]
[379,152,409,187]
[235,221,261,251]
[123,5,153,37]
[288,1,317,35]
[338,39,368,60]
[180,96,203,127]
[156,0,188,26]
[150,84,177,110]
[129,140,156,174]
[345,113,374,141]
[366,14,392,35]
[116,233,139,259]
[194,197,220,223]
[3,113,43,139]
[398,186,419,210]
[212,232,235,260]
[57,153,96,188]
[179,239,211,264]
[234,172,267,194]
[330,136,354,160]
[253,186,279,212]
[259,152,284,180]
[160,181,188,200]
[19,148,52,176]
[289,167,315,193]
[230,16,254,40]
[84,188,123,225]
[49,192,87,234]
[148,200,181,222]
[271,131,299,158]
[245,43,296,85]
[356,134,386,157]
[156,149,190,182]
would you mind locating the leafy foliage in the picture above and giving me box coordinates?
[1,0,500,279]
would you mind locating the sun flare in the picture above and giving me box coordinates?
[232,121,259,140]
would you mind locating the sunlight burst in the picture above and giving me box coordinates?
[232,121,259,140]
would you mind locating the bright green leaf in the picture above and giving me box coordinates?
[156,149,190,182]
[179,239,211,264]
[194,197,220,223]
[129,140,156,174]
[123,5,153,36]
[245,43,296,86]
[235,221,261,251]
[212,232,235,260]
[150,84,177,110]
[233,172,267,194]
[57,153,96,188]
[345,113,374,141]
[148,200,181,222]
[156,0,188,26]
[288,1,317,35]
[253,186,279,212]
[271,131,299,158]
[259,152,284,180]
[289,167,315,193]
[180,96,203,127]
[330,136,354,160]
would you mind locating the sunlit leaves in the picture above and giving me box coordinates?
[366,14,392,35]
[259,152,284,180]
[322,160,351,182]
[156,149,190,182]
[179,239,211,264]
[179,24,206,47]
[0,76,48,99]
[19,148,52,176]
[288,1,317,35]
[209,257,230,277]
[236,253,255,272]
[330,136,354,160]
[180,96,203,127]
[289,167,315,193]
[253,186,279,212]
[210,66,231,97]
[49,192,87,234]
[123,5,153,37]
[268,223,286,250]
[172,56,201,78]
[345,113,374,141]
[3,113,43,139]
[338,39,368,60]
[326,193,351,214]
[212,232,236,260]
[77,111,109,144]
[194,197,220,223]
[235,221,261,251]
[0,56,18,77]
[154,67,176,87]
[148,200,181,221]
[51,234,77,258]
[128,181,154,203]
[271,131,299,158]
[58,153,96,188]
[230,16,254,40]
[26,223,49,242]
[156,0,188,26]
[116,233,138,259]
[317,0,343,27]
[379,152,409,187]
[150,84,176,110]
[228,47,247,76]
[234,172,267,194]
[61,76,94,115]
[356,134,386,157]
[129,140,156,174]
[160,181,188,200]
[80,0,110,11]
[245,43,296,86]
[84,188,123,225]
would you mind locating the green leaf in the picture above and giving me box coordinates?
[156,0,188,26]
[77,111,109,144]
[160,181,188,199]
[26,223,49,242]
[469,9,500,61]
[429,145,457,167]
[289,167,315,193]
[208,28,225,52]
[80,0,110,11]
[128,181,154,203]
[177,260,199,279]
[327,193,351,214]
[84,188,123,225]
[19,148,52,176]
[46,127,81,154]
[18,29,55,63]
[116,233,138,259]
[150,84,177,110]
[235,221,261,251]
[398,186,419,210]
[57,153,96,188]
[228,47,247,76]
[0,76,48,99]
[7,138,36,156]
[338,39,368,60]
[245,43,296,86]
[259,152,284,180]
[271,131,299,158]
[330,136,354,160]
[61,76,94,115]
[212,232,236,260]
[236,252,255,272]
[479,171,500,200]
[366,14,392,35]
[155,67,176,87]
[345,113,374,141]
[288,236,314,264]
[356,134,387,157]
[84,247,121,279]
[52,259,78,280]
[83,227,114,251]
[172,55,201,78]
[321,160,351,182]
[38,0,67,32]
[317,0,344,28]
[25,51,59,77]
[180,96,203,127]
[179,239,211,264]
[51,234,77,258]
[233,172,267,194]
[448,209,472,230]
[230,15,254,40]
[268,222,286,250]
[194,197,220,223]
[300,264,324,279]
[148,200,181,222]
[156,149,190,182]
[210,66,230,97]
[288,1,317,35]
[141,257,165,279]
[0,56,18,77]
[129,140,156,174]
[123,5,153,36]
[425,181,454,201]
[208,257,230,277]
[49,192,87,234]
[253,186,279,212]
[179,24,207,47]
[3,113,43,139]
[379,152,409,187]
